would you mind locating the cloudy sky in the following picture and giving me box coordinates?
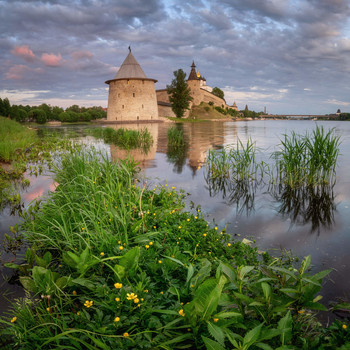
[1,0,350,114]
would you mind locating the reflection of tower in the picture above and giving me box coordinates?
[186,122,227,175]
[105,49,158,122]
[109,124,158,169]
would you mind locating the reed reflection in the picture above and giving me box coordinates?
[271,183,336,233]
[166,125,189,173]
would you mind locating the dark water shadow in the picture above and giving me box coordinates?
[204,174,257,216]
[270,182,337,233]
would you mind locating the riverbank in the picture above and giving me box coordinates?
[0,149,348,349]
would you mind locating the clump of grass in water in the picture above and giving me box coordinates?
[273,126,340,187]
[88,127,153,151]
[167,126,186,148]
[206,137,263,182]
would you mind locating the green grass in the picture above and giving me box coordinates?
[87,127,153,151]
[167,127,186,148]
[0,116,37,162]
[1,149,349,349]
[273,126,340,187]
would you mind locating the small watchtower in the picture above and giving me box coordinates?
[105,48,159,122]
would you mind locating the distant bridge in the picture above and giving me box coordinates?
[258,114,336,120]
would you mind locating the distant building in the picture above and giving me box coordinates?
[105,49,159,122]
[105,50,238,121]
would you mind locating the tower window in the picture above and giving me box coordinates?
[133,93,135,97]
[142,104,144,109]
[118,93,120,97]
[122,105,124,109]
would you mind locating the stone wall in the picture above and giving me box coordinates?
[107,79,159,122]
[158,103,176,118]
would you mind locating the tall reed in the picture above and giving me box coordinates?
[273,126,340,187]
[167,126,186,148]
[206,138,263,182]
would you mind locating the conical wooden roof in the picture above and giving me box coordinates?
[114,51,148,79]
[105,50,157,84]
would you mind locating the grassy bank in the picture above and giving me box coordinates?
[0,117,37,162]
[1,150,349,349]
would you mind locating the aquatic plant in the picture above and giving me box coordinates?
[167,126,186,148]
[1,150,349,349]
[206,138,264,182]
[273,126,340,187]
[87,127,153,151]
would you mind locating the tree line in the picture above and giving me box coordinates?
[0,97,106,124]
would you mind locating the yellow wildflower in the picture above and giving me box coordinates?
[158,260,162,264]
[177,242,179,244]
[172,186,176,189]
[342,324,347,329]
[160,291,164,295]
[11,317,17,323]
[298,310,305,314]
[179,309,185,317]
[134,298,139,304]
[144,289,149,293]
[123,332,129,337]
[213,318,219,322]
[84,300,93,308]
[195,216,198,219]
[178,226,181,229]
[227,243,231,247]
[72,290,77,295]
[203,233,207,237]
[119,246,124,250]
[215,227,218,230]
[187,218,190,222]
[149,242,153,245]
[114,317,120,322]
[127,293,137,300]
[115,297,120,302]
[82,227,85,231]
[114,283,123,289]
[46,307,50,312]
[100,252,105,256]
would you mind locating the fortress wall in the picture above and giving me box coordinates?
[187,80,203,105]
[158,104,176,118]
[107,79,158,122]
[156,89,170,103]
[201,89,226,107]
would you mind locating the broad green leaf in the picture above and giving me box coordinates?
[114,264,125,280]
[55,276,69,289]
[269,266,297,280]
[302,277,321,287]
[280,288,299,294]
[152,309,179,315]
[312,269,332,281]
[239,266,254,280]
[80,247,90,265]
[43,251,52,265]
[192,259,212,286]
[164,255,184,266]
[19,276,37,292]
[202,336,226,350]
[186,263,194,285]
[261,282,271,301]
[4,263,20,269]
[313,295,323,303]
[63,251,80,267]
[220,262,236,283]
[278,311,292,345]
[243,323,263,346]
[72,277,95,290]
[119,246,140,272]
[299,255,311,274]
[302,302,327,311]
[215,311,242,319]
[256,342,273,350]
[233,292,255,304]
[207,321,225,346]
[35,255,49,268]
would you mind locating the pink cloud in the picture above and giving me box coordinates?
[11,45,35,62]
[41,53,63,67]
[71,50,93,61]
[5,65,29,80]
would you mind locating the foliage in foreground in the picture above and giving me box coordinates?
[87,127,153,151]
[0,150,349,349]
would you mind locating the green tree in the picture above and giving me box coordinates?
[167,69,193,118]
[28,109,47,124]
[1,97,11,117]
[212,87,224,100]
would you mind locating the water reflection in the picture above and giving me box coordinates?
[271,183,336,233]
[166,124,189,174]
[204,175,256,215]
[108,124,158,169]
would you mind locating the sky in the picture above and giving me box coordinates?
[1,0,350,114]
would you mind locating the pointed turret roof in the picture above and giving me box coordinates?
[105,49,157,84]
[114,51,148,79]
[188,61,199,80]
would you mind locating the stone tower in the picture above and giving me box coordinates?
[187,61,203,106]
[105,49,159,122]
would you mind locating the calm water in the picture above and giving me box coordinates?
[1,120,350,315]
